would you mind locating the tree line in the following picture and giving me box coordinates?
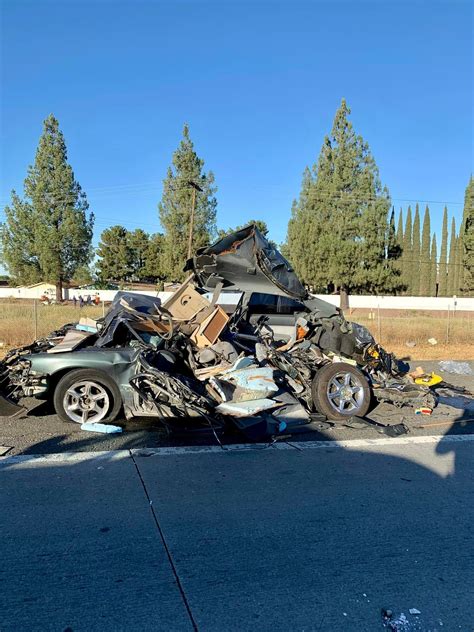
[1,107,473,302]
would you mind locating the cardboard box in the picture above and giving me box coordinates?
[163,283,211,322]
[190,306,229,348]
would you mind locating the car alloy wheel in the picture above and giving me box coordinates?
[63,380,110,424]
[326,371,364,415]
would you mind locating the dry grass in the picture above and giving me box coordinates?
[0,300,473,360]
[348,309,474,360]
[0,301,103,351]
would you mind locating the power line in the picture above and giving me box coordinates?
[0,185,464,206]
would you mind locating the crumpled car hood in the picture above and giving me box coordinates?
[185,225,307,300]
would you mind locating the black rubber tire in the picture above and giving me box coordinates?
[53,369,122,424]
[311,362,371,421]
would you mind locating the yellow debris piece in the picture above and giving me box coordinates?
[414,372,443,387]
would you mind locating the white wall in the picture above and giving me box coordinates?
[0,285,472,311]
[311,294,474,312]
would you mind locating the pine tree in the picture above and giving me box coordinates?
[430,234,437,296]
[438,207,448,296]
[403,206,413,294]
[462,177,474,294]
[395,208,405,289]
[143,233,165,283]
[286,167,317,287]
[419,205,431,295]
[127,229,150,281]
[285,99,399,306]
[158,124,217,281]
[2,115,94,300]
[411,204,421,295]
[447,217,457,296]
[96,226,133,282]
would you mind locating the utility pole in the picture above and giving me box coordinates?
[187,181,203,260]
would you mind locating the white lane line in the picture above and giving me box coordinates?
[0,450,130,464]
[286,433,474,451]
[1,433,473,463]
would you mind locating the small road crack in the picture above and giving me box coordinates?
[130,451,199,631]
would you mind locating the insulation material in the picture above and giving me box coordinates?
[47,329,94,353]
[216,398,282,417]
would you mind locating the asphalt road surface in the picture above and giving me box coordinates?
[1,435,473,631]
[1,361,473,456]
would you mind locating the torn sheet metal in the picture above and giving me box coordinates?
[186,224,307,299]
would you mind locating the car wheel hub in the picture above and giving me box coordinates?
[326,371,364,414]
[63,380,110,424]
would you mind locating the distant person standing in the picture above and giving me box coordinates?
[72,295,77,308]
[94,293,100,305]
[86,295,92,306]
[79,295,84,309]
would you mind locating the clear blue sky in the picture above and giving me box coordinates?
[1,0,472,255]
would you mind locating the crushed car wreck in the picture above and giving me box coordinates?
[0,225,438,441]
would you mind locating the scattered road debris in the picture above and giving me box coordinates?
[414,407,433,415]
[81,423,123,434]
[405,340,417,348]
[427,337,438,345]
[408,608,421,615]
[381,607,393,621]
[0,446,13,456]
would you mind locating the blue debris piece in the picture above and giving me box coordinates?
[81,423,122,434]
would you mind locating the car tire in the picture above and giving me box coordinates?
[53,369,122,425]
[312,362,371,421]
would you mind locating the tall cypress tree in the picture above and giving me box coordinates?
[2,115,94,300]
[411,204,421,295]
[419,205,431,295]
[447,217,457,296]
[462,176,474,294]
[158,124,217,281]
[396,208,404,253]
[430,234,437,296]
[402,206,413,294]
[453,233,461,295]
[286,99,400,306]
[438,206,448,296]
[395,207,404,284]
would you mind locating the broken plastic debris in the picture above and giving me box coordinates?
[409,608,421,615]
[81,423,122,434]
[405,340,417,348]
[438,360,473,375]
[387,612,409,631]
[381,608,393,621]
[427,337,438,345]
[414,407,432,415]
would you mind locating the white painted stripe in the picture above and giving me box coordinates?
[286,433,474,450]
[0,450,130,464]
[1,433,473,463]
